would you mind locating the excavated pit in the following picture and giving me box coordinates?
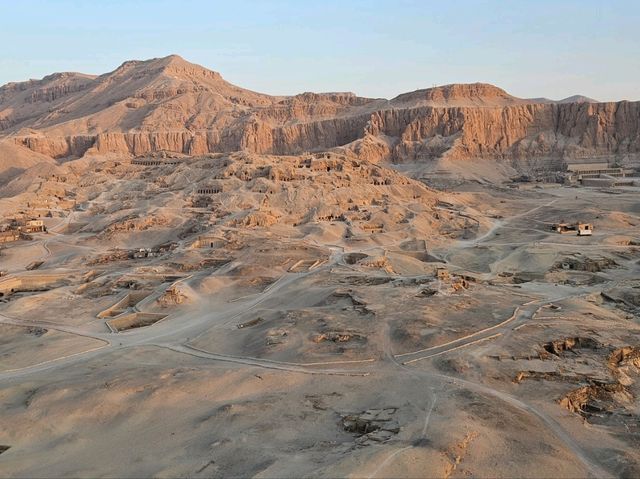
[540,337,603,357]
[514,371,584,384]
[516,336,640,428]
[25,326,47,337]
[559,382,633,419]
[608,347,640,369]
[552,255,619,273]
[237,317,264,329]
[318,289,373,315]
[288,259,325,272]
[343,252,368,265]
[311,331,366,344]
[341,408,400,445]
[338,275,393,286]
[106,312,167,332]
[0,274,70,299]
[601,288,640,315]
[97,291,153,318]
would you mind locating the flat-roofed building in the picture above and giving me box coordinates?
[23,219,45,233]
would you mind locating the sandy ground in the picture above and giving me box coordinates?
[1,157,639,477]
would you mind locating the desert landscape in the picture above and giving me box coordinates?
[0,55,639,478]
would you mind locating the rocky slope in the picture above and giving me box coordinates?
[1,55,639,166]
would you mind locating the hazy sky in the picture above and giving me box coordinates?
[1,0,638,101]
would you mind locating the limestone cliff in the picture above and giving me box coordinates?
[1,56,639,166]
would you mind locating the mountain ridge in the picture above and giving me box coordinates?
[0,55,638,167]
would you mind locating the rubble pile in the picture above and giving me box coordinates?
[341,408,400,445]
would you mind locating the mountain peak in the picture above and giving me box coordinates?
[161,53,186,62]
[152,54,202,71]
[106,54,221,81]
[156,55,223,80]
[391,82,520,106]
[558,95,598,104]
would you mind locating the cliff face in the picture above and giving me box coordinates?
[364,101,640,162]
[12,101,639,164]
[14,135,97,159]
[1,56,639,165]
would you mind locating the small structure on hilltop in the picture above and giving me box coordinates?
[551,222,593,236]
[435,267,450,281]
[577,223,593,236]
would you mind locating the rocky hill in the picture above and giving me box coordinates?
[1,55,638,167]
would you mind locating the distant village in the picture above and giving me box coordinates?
[0,217,46,244]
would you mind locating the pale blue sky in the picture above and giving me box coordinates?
[1,0,638,101]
